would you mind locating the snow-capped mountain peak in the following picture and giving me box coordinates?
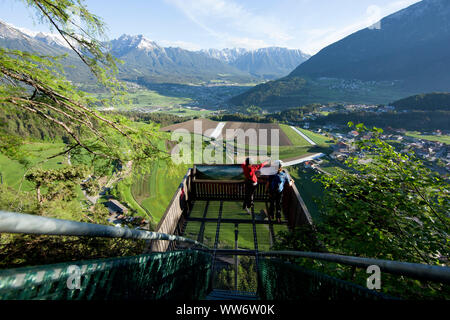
[34,32,72,49]
[0,20,74,49]
[136,36,158,51]
[114,34,159,51]
[0,20,32,40]
[201,48,249,63]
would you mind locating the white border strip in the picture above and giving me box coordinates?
[290,126,316,146]
[208,122,226,139]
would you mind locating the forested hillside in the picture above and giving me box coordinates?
[231,0,450,109]
[392,92,450,110]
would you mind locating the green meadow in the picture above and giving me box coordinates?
[0,142,67,191]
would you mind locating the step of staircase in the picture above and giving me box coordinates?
[205,289,259,301]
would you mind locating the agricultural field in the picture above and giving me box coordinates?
[95,89,213,116]
[298,128,335,146]
[162,119,334,164]
[162,119,293,147]
[130,160,190,223]
[279,125,311,146]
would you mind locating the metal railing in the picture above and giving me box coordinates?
[259,251,450,284]
[0,211,207,249]
[1,211,448,284]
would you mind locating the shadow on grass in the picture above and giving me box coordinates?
[306,145,333,154]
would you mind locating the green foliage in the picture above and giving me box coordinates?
[0,105,69,142]
[0,1,166,269]
[316,123,449,264]
[0,184,145,269]
[80,177,100,196]
[270,104,321,123]
[246,105,262,115]
[210,113,272,123]
[0,1,165,172]
[273,225,321,253]
[106,110,193,127]
[275,124,449,299]
[215,256,257,292]
[25,165,87,203]
[0,133,26,165]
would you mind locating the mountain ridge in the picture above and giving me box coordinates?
[232,0,450,109]
[0,22,309,84]
[202,46,310,79]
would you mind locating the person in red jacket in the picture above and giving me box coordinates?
[241,157,268,213]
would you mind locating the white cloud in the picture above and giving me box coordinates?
[158,40,203,51]
[301,0,421,54]
[224,37,270,50]
[165,0,292,49]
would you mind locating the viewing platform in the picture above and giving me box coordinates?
[0,165,448,300]
[151,164,313,253]
[150,164,314,293]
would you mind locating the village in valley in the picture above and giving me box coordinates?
[280,103,450,178]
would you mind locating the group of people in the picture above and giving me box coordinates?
[241,157,293,223]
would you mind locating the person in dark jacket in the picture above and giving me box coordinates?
[241,157,268,213]
[267,160,293,223]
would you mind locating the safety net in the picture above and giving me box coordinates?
[257,258,395,300]
[0,250,212,300]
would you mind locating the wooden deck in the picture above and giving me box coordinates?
[150,164,313,253]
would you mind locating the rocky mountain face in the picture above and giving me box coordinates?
[290,0,450,90]
[203,47,310,79]
[0,21,93,83]
[0,20,309,84]
[108,34,253,84]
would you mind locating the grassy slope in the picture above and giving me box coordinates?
[288,157,345,222]
[279,124,311,146]
[113,180,151,220]
[139,161,189,223]
[289,165,324,222]
[278,126,334,160]
[298,128,335,146]
[0,142,89,212]
[0,142,67,191]
[126,135,191,224]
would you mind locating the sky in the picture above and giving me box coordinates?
[0,0,421,54]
